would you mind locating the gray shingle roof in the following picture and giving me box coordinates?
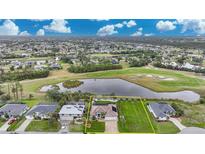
[26,104,57,116]
[149,103,176,118]
[0,104,28,117]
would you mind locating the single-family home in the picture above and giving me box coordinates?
[59,104,85,121]
[0,104,29,119]
[147,102,176,121]
[90,104,118,121]
[25,104,58,119]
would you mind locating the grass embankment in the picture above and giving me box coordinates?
[7,117,26,131]
[117,100,180,134]
[87,121,105,133]
[62,80,83,88]
[25,120,60,132]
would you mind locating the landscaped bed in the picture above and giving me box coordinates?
[25,120,60,132]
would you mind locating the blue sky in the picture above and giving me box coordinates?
[0,19,204,36]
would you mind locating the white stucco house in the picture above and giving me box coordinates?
[59,105,85,121]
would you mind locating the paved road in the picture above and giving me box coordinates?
[0,120,10,132]
[15,119,33,133]
[169,117,186,130]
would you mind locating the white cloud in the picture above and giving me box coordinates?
[0,19,19,35]
[97,25,118,36]
[36,29,45,36]
[131,27,143,37]
[177,19,205,34]
[43,19,71,33]
[19,31,31,36]
[144,33,154,37]
[156,20,176,31]
[124,20,137,28]
[115,23,123,28]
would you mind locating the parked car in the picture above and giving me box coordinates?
[8,118,16,125]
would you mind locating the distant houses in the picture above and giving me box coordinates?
[147,102,176,121]
[0,104,29,119]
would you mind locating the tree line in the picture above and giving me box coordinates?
[0,70,49,82]
[68,64,123,73]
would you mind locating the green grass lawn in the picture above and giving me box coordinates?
[117,100,155,133]
[87,121,105,133]
[7,117,26,131]
[25,120,60,132]
[152,120,180,134]
[21,99,40,107]
[69,123,83,132]
[0,118,6,127]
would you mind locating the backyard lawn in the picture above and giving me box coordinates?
[25,120,60,132]
[87,121,105,133]
[117,100,155,133]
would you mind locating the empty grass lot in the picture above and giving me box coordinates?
[25,120,60,132]
[118,100,154,133]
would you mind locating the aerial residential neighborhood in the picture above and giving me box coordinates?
[0,19,205,134]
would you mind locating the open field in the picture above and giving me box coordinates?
[25,120,60,132]
[118,100,155,133]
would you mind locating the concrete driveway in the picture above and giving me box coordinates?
[105,121,118,133]
[15,119,33,133]
[59,120,70,134]
[169,117,186,130]
[0,120,10,132]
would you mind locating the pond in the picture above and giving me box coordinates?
[40,78,200,103]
